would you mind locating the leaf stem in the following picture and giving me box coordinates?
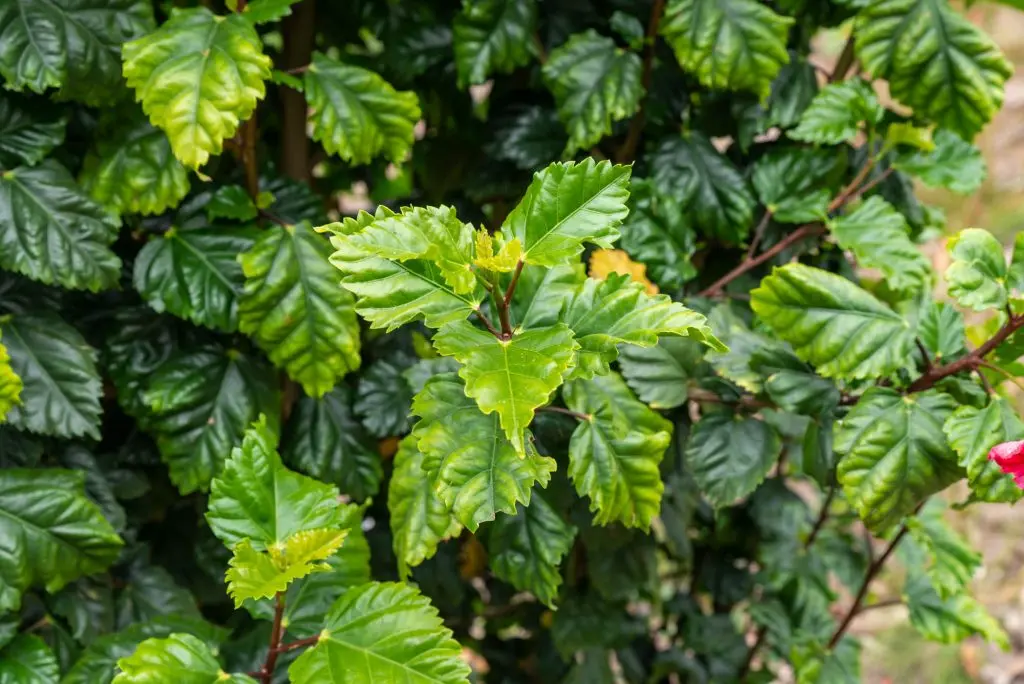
[259,593,287,683]
[745,210,774,260]
[272,634,320,654]
[616,0,667,163]
[915,338,933,372]
[830,34,858,82]
[907,313,1024,392]
[539,405,591,421]
[474,308,503,339]
[240,116,260,203]
[493,259,524,338]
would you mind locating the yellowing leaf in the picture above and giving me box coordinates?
[0,330,22,423]
[269,527,348,570]
[588,249,658,295]
[473,231,522,273]
[226,536,336,607]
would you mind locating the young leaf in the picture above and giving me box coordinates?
[836,388,960,533]
[542,30,642,154]
[0,331,21,423]
[789,79,883,145]
[225,531,345,607]
[660,0,792,97]
[113,633,256,684]
[0,468,123,612]
[895,129,987,195]
[944,398,1024,504]
[134,223,259,332]
[618,337,706,410]
[500,158,631,267]
[0,92,67,167]
[945,228,1007,311]
[433,321,578,452]
[1,312,102,439]
[564,372,673,528]
[454,0,537,88]
[904,574,1009,649]
[489,495,576,607]
[687,412,782,508]
[206,416,349,550]
[856,0,1011,139]
[0,161,120,292]
[288,582,471,684]
[122,7,272,168]
[562,273,724,377]
[751,147,839,224]
[238,222,360,397]
[510,263,586,330]
[143,347,280,494]
[388,436,461,578]
[751,264,914,380]
[412,373,555,531]
[242,0,302,24]
[474,231,522,273]
[649,133,756,243]
[0,634,59,684]
[907,499,980,599]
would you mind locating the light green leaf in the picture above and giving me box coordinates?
[207,416,349,550]
[238,222,360,397]
[454,0,536,87]
[113,633,256,684]
[80,115,190,217]
[751,147,839,224]
[0,468,122,612]
[792,637,861,684]
[828,197,932,295]
[619,180,698,290]
[510,263,586,330]
[918,300,966,362]
[143,347,280,494]
[1,312,102,439]
[433,321,578,453]
[123,7,272,168]
[836,388,960,533]
[412,373,555,531]
[562,273,724,377]
[564,372,673,528]
[751,263,914,380]
[542,30,642,154]
[687,412,781,508]
[206,185,257,221]
[225,531,345,608]
[489,494,576,607]
[0,634,58,684]
[944,398,1024,504]
[856,0,1011,139]
[389,436,461,578]
[0,331,20,423]
[789,78,883,145]
[945,228,1007,312]
[501,158,630,267]
[134,223,259,332]
[905,574,1009,649]
[289,582,471,684]
[660,0,793,97]
[242,0,301,24]
[649,133,756,243]
[304,52,420,165]
[321,209,482,331]
[907,499,980,599]
[0,92,67,168]
[895,129,986,195]
[618,337,706,410]
[0,161,120,292]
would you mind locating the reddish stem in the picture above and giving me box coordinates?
[907,314,1024,392]
[259,593,286,683]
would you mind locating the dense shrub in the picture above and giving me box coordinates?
[1,0,1023,681]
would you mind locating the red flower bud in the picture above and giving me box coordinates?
[988,440,1024,487]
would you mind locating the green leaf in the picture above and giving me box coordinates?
[134,223,259,332]
[855,0,1012,139]
[789,79,883,145]
[207,416,349,550]
[433,321,578,453]
[562,273,724,377]
[660,0,793,97]
[143,347,280,494]
[905,574,1009,649]
[303,52,420,165]
[836,388,960,533]
[619,180,698,290]
[564,372,673,528]
[649,133,756,243]
[113,633,256,684]
[705,303,773,393]
[388,436,461,578]
[0,0,153,102]
[0,161,120,292]
[907,499,980,599]
[354,354,415,438]
[687,412,781,507]
[206,185,257,221]
[80,116,190,217]
[0,634,58,684]
[749,346,840,416]
[0,468,122,612]
[618,337,706,410]
[542,30,642,154]
[0,92,66,168]
[60,446,127,534]
[751,263,914,380]
[510,263,586,330]
[488,494,576,607]
[551,594,646,657]
[751,147,839,224]
[412,373,555,531]
[765,58,819,129]
[238,222,360,397]
[1,312,101,439]
[895,129,986,195]
[792,637,861,684]
[943,398,1024,504]
[454,0,537,88]
[115,564,200,628]
[288,582,471,684]
[123,7,272,168]
[225,531,345,608]
[828,197,932,295]
[242,0,301,24]
[282,388,381,501]
[0,330,22,424]
[945,228,1007,311]
[918,300,966,362]
[500,158,630,267]
[321,209,482,331]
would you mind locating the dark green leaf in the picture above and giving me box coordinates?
[354,354,414,438]
[0,634,58,684]
[687,412,781,507]
[454,0,537,87]
[619,180,698,290]
[618,337,706,410]
[751,147,839,224]
[895,129,986,194]
[789,79,883,144]
[0,92,66,168]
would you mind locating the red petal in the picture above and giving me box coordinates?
[989,441,1024,483]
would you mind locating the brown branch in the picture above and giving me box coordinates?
[978,359,1024,393]
[257,593,287,683]
[616,0,667,163]
[843,167,894,205]
[745,210,774,260]
[539,406,591,421]
[915,338,933,372]
[698,224,826,297]
[272,634,320,654]
[907,314,1024,392]
[238,115,260,202]
[280,0,316,182]
[857,597,903,614]
[503,260,525,310]
[830,34,858,83]
[474,308,503,339]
